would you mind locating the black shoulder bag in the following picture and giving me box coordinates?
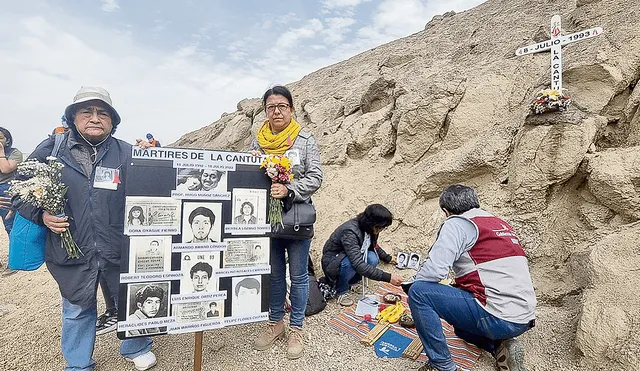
[270,190,316,240]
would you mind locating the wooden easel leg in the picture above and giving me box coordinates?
[194,331,203,371]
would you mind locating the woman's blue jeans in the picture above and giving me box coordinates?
[336,250,379,295]
[268,238,311,328]
[408,281,531,371]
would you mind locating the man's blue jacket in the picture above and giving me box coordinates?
[16,131,131,307]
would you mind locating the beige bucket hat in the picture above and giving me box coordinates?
[64,86,121,128]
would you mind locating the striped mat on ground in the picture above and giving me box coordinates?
[327,281,482,371]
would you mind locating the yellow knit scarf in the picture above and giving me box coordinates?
[256,118,302,155]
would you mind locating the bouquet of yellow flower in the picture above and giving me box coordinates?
[260,154,294,227]
[8,156,82,258]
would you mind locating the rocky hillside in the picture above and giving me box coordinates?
[174,0,640,369]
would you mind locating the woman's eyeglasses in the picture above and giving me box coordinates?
[265,103,290,113]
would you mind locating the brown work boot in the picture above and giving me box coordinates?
[254,321,285,351]
[286,327,304,359]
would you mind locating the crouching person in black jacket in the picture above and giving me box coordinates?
[321,204,404,306]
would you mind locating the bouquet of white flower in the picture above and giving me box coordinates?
[8,156,81,258]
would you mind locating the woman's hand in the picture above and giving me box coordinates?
[270,183,288,199]
[389,257,397,265]
[390,274,405,286]
[42,211,69,234]
[249,150,262,157]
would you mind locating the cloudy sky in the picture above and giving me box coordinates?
[1,0,486,152]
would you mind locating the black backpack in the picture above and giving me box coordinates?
[305,257,327,316]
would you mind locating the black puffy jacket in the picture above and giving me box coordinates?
[321,218,392,287]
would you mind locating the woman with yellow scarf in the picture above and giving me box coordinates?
[250,85,323,359]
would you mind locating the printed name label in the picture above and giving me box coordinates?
[167,319,224,334]
[214,266,271,277]
[120,271,184,283]
[171,291,228,304]
[171,242,227,252]
[125,227,180,236]
[171,191,231,200]
[224,224,271,235]
[223,313,268,326]
[117,317,176,331]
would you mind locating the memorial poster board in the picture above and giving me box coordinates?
[117,147,271,339]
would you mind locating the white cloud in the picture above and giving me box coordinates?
[322,0,372,9]
[0,14,276,152]
[322,17,356,44]
[100,0,120,12]
[151,19,171,35]
[367,0,486,38]
[276,18,324,49]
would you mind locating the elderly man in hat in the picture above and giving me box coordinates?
[14,87,157,370]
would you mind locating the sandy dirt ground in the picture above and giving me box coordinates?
[0,230,581,371]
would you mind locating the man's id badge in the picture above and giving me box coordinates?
[94,166,119,190]
[285,149,301,166]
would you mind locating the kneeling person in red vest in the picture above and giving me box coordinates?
[408,184,536,371]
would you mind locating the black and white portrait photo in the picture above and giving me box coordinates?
[128,236,172,273]
[176,168,227,192]
[232,275,262,317]
[206,301,221,318]
[179,252,220,294]
[181,202,222,243]
[96,167,115,182]
[407,253,421,270]
[396,252,408,269]
[233,201,257,224]
[126,282,170,336]
[231,189,267,225]
[251,243,268,264]
[284,148,301,166]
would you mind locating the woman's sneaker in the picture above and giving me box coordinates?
[495,338,527,371]
[96,309,118,335]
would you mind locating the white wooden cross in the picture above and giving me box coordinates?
[516,15,603,92]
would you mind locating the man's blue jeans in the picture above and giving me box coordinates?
[61,262,152,371]
[408,281,531,371]
[269,238,311,328]
[336,251,379,295]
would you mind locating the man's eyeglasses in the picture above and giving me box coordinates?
[265,103,290,113]
[77,107,111,120]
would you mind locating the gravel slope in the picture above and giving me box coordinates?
[0,231,580,371]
